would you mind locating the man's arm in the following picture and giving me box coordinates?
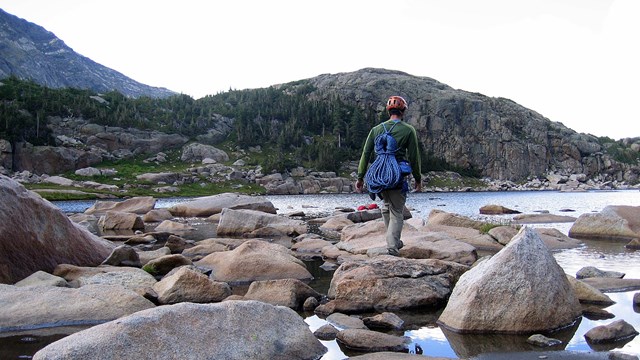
[355,130,375,192]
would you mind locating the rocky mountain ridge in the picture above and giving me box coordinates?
[297,68,640,182]
[0,8,174,98]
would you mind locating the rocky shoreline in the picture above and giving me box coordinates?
[1,175,639,359]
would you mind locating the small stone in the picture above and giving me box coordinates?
[314,324,339,340]
[326,313,367,330]
[576,266,625,279]
[303,297,319,311]
[584,319,639,344]
[363,312,404,330]
[626,238,640,250]
[526,334,562,347]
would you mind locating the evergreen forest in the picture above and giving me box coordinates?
[0,77,386,173]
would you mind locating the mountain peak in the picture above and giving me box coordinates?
[0,8,175,98]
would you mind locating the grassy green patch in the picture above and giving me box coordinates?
[479,223,502,234]
[142,263,158,276]
[424,171,486,189]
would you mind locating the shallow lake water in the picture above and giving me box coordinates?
[3,190,639,359]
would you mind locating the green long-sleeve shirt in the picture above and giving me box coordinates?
[357,119,422,182]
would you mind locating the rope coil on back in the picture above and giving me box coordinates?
[364,121,402,194]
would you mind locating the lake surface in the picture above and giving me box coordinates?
[5,190,640,359]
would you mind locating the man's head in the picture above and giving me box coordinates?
[386,96,408,117]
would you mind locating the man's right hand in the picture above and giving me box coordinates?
[355,179,364,193]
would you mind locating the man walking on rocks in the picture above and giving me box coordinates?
[355,95,422,256]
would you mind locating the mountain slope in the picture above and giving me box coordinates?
[292,68,639,181]
[0,8,174,98]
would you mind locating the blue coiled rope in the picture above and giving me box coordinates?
[365,122,402,194]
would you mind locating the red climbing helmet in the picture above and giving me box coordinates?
[386,96,408,112]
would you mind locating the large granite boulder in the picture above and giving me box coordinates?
[167,192,276,217]
[33,301,326,360]
[12,142,102,175]
[97,210,145,231]
[152,266,231,304]
[0,175,115,284]
[323,257,468,313]
[569,205,640,241]
[437,227,582,333]
[195,239,312,285]
[180,142,229,163]
[216,208,307,238]
[0,284,155,332]
[84,196,156,215]
[243,278,321,310]
[584,320,639,345]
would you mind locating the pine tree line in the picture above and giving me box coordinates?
[0,77,379,172]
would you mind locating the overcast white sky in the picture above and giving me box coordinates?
[1,0,638,139]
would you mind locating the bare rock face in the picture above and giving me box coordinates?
[325,257,468,313]
[569,205,640,241]
[306,68,621,182]
[0,175,115,284]
[12,142,102,175]
[167,192,276,217]
[33,300,326,360]
[195,239,312,285]
[437,227,582,333]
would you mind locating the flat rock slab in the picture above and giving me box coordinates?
[581,277,640,292]
[512,213,577,224]
[167,192,276,217]
[0,284,155,332]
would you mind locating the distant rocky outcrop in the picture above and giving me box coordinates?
[0,9,175,98]
[301,68,640,182]
[8,117,189,175]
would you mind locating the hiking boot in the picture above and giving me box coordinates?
[387,248,400,256]
[369,192,376,201]
[397,240,404,250]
